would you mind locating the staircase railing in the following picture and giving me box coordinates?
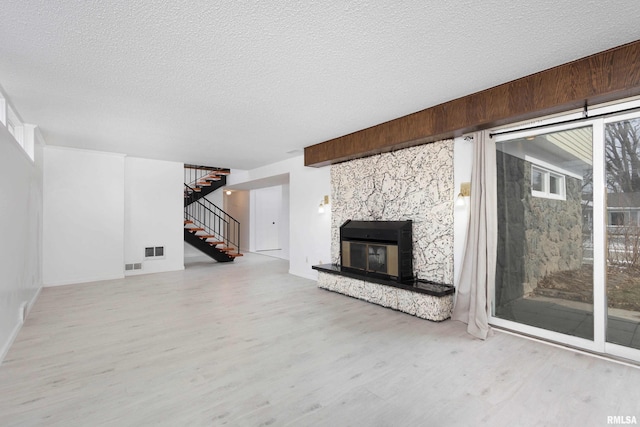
[184,184,241,254]
[184,165,229,202]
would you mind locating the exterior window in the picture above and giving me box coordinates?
[532,168,544,192]
[531,165,566,200]
[549,174,560,194]
[609,211,627,226]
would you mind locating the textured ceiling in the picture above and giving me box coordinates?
[1,1,640,170]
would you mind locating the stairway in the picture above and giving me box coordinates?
[183,164,230,205]
[184,165,242,262]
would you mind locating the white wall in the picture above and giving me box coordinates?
[204,188,223,210]
[43,147,125,286]
[124,157,184,275]
[228,155,331,280]
[453,136,474,287]
[223,190,250,253]
[279,183,290,258]
[0,124,43,361]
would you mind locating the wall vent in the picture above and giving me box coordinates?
[145,246,165,259]
[125,264,134,271]
[133,263,142,270]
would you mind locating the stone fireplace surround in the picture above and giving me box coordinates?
[316,140,456,321]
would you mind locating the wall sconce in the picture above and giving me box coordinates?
[455,182,471,207]
[318,195,330,213]
[225,190,232,195]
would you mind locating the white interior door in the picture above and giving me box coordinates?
[254,186,281,251]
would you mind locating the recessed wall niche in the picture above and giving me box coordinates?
[330,140,454,284]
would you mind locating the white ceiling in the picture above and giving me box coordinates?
[1,1,640,170]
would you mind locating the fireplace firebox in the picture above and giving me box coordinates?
[340,220,413,283]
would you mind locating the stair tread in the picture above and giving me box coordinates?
[184,169,238,262]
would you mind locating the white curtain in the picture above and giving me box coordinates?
[452,131,497,340]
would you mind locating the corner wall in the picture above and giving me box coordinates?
[43,147,184,286]
[453,136,473,287]
[43,147,125,286]
[227,155,331,280]
[0,124,42,361]
[222,190,251,253]
[124,157,184,275]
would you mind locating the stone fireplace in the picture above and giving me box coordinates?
[314,140,456,321]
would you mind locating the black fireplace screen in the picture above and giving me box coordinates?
[339,219,413,283]
[350,243,367,270]
[368,245,387,272]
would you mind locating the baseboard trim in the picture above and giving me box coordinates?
[0,322,22,365]
[288,269,318,282]
[0,285,42,365]
[44,273,125,287]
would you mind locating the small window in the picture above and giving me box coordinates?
[549,174,559,194]
[609,212,627,226]
[532,168,544,192]
[531,165,566,200]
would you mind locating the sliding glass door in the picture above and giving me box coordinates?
[490,102,640,362]
[493,124,596,344]
[604,114,640,355]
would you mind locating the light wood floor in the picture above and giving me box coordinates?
[1,253,640,426]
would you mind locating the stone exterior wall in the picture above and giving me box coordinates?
[496,151,583,305]
[524,168,584,292]
[330,141,454,284]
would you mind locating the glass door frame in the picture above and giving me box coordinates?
[602,110,640,362]
[488,99,640,363]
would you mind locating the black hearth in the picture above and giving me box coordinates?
[340,220,413,283]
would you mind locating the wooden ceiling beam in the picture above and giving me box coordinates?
[304,40,640,167]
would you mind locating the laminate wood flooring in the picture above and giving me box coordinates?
[1,253,640,426]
